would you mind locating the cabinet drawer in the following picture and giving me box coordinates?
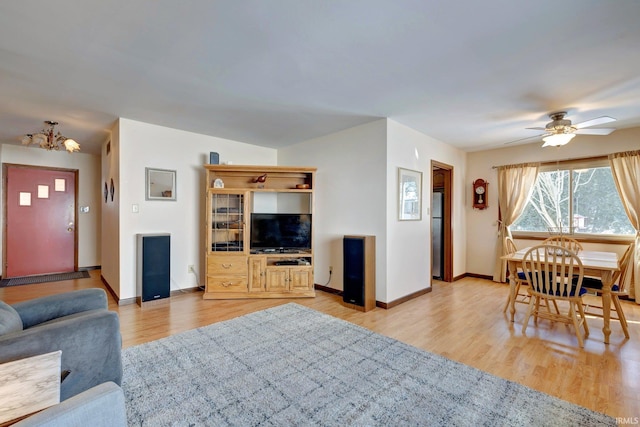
[207,255,247,275]
[206,276,248,292]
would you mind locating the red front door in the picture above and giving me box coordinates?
[4,165,76,277]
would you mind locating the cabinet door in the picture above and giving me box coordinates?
[265,268,288,292]
[289,267,313,291]
[209,191,246,253]
[248,257,266,292]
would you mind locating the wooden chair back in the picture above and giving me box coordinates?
[542,236,583,253]
[613,243,634,292]
[522,244,584,299]
[521,244,588,347]
[504,236,518,255]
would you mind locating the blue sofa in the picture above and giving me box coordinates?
[13,381,127,427]
[0,288,123,401]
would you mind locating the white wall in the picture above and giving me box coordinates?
[112,118,277,300]
[386,120,467,301]
[466,127,640,278]
[279,118,468,304]
[101,124,120,294]
[278,120,389,300]
[0,144,101,269]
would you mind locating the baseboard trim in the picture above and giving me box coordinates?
[314,284,342,296]
[170,287,201,296]
[314,283,433,310]
[378,286,432,309]
[464,272,494,281]
[100,275,136,306]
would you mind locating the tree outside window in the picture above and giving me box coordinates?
[512,166,634,236]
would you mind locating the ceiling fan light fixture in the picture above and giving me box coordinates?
[542,133,576,147]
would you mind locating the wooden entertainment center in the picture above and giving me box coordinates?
[204,165,316,299]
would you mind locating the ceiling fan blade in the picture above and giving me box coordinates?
[574,116,616,129]
[504,133,547,145]
[525,127,546,131]
[575,128,616,135]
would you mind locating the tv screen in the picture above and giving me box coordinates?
[250,213,311,251]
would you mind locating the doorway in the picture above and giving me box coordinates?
[431,161,452,282]
[3,164,78,278]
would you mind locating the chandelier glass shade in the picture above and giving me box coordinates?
[20,121,80,153]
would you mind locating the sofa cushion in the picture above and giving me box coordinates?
[0,301,23,336]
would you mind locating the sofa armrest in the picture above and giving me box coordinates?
[0,309,122,401]
[12,288,108,329]
[12,382,127,427]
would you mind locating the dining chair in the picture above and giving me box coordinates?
[575,243,633,338]
[542,236,583,252]
[503,237,558,314]
[521,244,589,348]
[503,237,528,312]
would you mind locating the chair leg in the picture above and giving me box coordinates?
[576,300,589,337]
[503,281,522,313]
[522,298,536,334]
[611,296,630,339]
[569,303,585,348]
[533,297,541,325]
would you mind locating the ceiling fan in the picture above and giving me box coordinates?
[507,111,617,147]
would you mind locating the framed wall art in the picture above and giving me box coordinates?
[146,168,177,201]
[398,167,422,221]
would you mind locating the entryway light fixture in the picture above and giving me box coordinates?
[20,121,80,153]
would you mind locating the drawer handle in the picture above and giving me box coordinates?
[222,281,234,287]
[222,263,233,269]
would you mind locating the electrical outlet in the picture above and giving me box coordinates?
[329,266,333,274]
[188,265,195,273]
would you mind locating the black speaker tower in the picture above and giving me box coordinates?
[136,234,171,306]
[343,235,375,311]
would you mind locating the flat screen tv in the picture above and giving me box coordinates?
[250,213,311,252]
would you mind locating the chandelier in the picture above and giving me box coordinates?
[20,121,80,153]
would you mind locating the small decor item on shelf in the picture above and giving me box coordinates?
[213,178,224,188]
[295,184,310,189]
[253,174,267,183]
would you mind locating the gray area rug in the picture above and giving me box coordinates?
[122,303,614,426]
[0,270,90,287]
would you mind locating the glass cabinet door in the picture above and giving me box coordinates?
[210,192,245,252]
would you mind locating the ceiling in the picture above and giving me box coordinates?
[1,1,639,156]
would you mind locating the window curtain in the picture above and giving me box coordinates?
[492,163,540,282]
[609,150,640,303]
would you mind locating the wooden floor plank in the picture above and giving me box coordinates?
[2,271,639,419]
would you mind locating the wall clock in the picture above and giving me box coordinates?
[472,179,488,210]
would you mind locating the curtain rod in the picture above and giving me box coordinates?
[491,154,609,169]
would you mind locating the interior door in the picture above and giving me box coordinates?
[431,162,453,282]
[4,165,77,277]
[432,191,444,279]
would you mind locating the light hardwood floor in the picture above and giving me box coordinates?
[2,271,639,420]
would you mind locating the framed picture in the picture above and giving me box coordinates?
[398,167,422,221]
[146,168,177,201]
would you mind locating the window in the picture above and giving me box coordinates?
[511,158,634,238]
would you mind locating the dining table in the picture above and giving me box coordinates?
[502,247,620,344]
